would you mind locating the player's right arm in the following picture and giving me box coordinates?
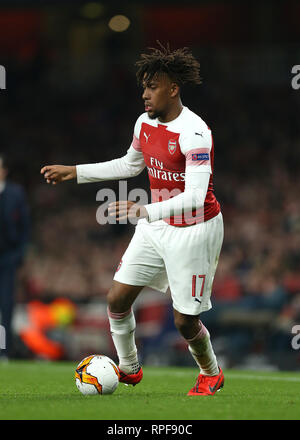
[40,165,76,185]
[75,145,145,184]
[40,147,145,185]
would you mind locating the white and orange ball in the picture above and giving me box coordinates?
[75,354,120,395]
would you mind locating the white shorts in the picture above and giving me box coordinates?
[114,212,224,315]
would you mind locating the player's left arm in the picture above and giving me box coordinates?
[140,172,210,223]
[108,126,212,222]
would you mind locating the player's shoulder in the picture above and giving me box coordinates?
[181,107,211,135]
[179,108,212,153]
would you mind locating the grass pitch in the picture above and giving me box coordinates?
[0,360,299,420]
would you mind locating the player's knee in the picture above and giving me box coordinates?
[107,286,125,313]
[107,282,139,313]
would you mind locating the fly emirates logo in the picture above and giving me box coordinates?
[147,157,185,182]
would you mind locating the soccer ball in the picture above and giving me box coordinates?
[75,354,120,395]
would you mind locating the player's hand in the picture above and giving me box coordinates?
[40,165,77,185]
[108,201,149,222]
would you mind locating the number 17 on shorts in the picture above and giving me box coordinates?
[192,274,206,303]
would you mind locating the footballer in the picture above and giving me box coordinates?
[41,43,224,396]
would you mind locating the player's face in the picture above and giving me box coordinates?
[142,73,179,121]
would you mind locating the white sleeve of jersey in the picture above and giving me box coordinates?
[179,125,212,174]
[144,169,210,223]
[76,145,146,184]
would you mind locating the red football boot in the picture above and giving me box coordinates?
[187,367,224,396]
[118,366,143,386]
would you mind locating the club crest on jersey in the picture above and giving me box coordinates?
[168,139,177,155]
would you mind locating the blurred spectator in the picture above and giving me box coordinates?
[0,153,30,359]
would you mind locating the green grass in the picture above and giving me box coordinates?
[0,361,299,420]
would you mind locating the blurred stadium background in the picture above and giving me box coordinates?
[0,0,299,371]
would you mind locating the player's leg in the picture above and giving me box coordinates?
[107,279,142,314]
[173,309,218,376]
[107,281,143,379]
[173,309,224,396]
[107,221,168,385]
[163,213,224,394]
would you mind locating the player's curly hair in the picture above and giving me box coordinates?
[135,41,202,86]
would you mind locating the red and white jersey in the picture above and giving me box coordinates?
[131,106,220,226]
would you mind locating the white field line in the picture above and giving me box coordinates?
[145,370,300,382]
[15,363,300,383]
[224,373,300,382]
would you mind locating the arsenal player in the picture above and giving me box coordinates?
[41,43,224,396]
